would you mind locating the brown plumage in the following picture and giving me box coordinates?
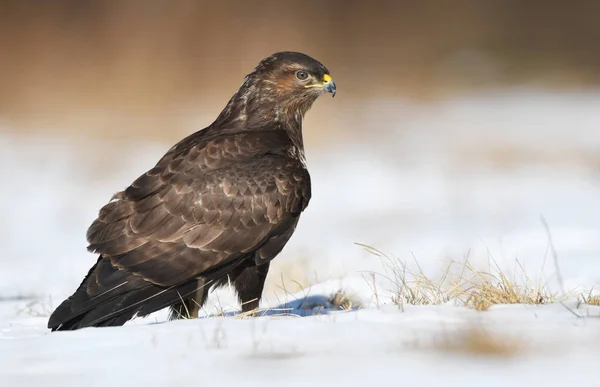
[47,51,336,330]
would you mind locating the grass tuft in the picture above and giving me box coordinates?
[462,262,562,311]
[580,291,600,306]
[358,243,463,306]
[358,243,568,310]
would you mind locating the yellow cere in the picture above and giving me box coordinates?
[304,73,334,89]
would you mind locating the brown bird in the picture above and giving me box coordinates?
[47,51,336,330]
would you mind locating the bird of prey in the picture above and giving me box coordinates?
[47,51,336,331]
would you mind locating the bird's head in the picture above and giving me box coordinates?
[216,52,335,130]
[254,51,336,99]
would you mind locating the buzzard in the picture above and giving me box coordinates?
[47,52,336,330]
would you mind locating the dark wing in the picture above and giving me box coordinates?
[86,130,311,288]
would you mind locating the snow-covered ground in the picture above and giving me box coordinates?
[1,89,600,386]
[3,298,600,387]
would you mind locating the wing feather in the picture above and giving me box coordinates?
[182,224,223,248]
[86,130,311,287]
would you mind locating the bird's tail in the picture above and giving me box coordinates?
[47,256,201,331]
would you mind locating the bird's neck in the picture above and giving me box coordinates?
[212,86,309,152]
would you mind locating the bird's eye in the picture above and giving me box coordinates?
[295,70,309,81]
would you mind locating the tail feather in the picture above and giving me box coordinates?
[47,256,199,331]
[49,253,251,331]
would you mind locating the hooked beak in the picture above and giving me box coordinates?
[321,74,336,97]
[305,74,337,97]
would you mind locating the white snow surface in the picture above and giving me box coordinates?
[1,89,600,386]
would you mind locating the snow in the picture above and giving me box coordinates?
[1,89,600,386]
[3,299,600,386]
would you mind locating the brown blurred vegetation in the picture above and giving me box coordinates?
[0,0,599,142]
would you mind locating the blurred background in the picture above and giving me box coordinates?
[1,1,599,307]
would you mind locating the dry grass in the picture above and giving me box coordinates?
[404,324,523,358]
[579,291,600,306]
[266,255,324,299]
[15,297,54,318]
[434,326,523,357]
[358,243,567,311]
[359,243,463,306]
[462,262,563,311]
[388,260,455,306]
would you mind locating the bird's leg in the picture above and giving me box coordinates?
[169,278,210,320]
[233,262,270,316]
[188,278,211,318]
